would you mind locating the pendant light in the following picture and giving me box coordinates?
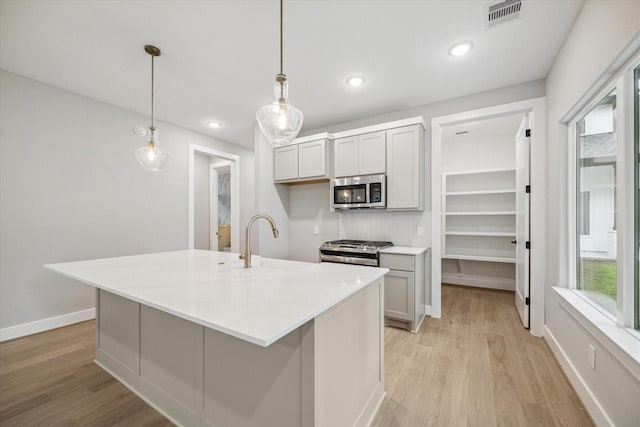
[135,45,169,171]
[256,0,303,146]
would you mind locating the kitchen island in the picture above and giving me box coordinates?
[46,250,387,427]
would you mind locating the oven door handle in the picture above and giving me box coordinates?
[319,254,379,267]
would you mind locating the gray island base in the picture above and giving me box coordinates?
[46,250,387,427]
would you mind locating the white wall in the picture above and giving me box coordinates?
[0,70,255,335]
[194,153,210,250]
[288,182,338,263]
[441,130,517,174]
[254,126,290,258]
[544,1,640,425]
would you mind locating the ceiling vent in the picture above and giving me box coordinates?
[486,0,523,29]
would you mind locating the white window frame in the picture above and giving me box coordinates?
[567,54,640,332]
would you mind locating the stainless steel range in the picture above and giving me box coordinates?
[319,239,393,267]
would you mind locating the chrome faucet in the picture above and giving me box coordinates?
[239,214,279,268]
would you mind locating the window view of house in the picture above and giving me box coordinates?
[577,90,618,314]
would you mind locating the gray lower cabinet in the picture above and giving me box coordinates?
[380,252,425,333]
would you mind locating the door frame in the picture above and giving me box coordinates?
[514,114,531,328]
[188,144,240,252]
[431,97,546,336]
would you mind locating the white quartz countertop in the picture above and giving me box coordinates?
[379,246,430,255]
[46,250,388,347]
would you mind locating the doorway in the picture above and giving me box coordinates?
[188,144,240,253]
[431,97,546,336]
[210,160,232,251]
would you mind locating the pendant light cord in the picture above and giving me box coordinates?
[151,54,155,129]
[280,0,283,75]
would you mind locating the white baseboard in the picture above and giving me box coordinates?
[543,325,613,427]
[424,304,432,316]
[0,308,96,342]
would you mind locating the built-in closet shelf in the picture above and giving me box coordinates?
[444,211,516,216]
[443,231,515,237]
[442,168,517,267]
[444,189,516,196]
[442,254,516,264]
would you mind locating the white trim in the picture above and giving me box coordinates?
[544,325,614,427]
[188,144,240,253]
[620,60,637,328]
[430,124,442,318]
[431,97,546,335]
[209,165,219,250]
[0,308,96,342]
[292,132,334,144]
[560,33,640,124]
[424,304,432,316]
[331,116,426,139]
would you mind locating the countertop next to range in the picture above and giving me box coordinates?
[45,250,388,348]
[380,246,430,255]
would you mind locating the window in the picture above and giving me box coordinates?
[576,90,618,314]
[571,55,640,331]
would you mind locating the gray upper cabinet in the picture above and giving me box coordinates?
[274,145,299,181]
[386,124,424,210]
[298,139,327,179]
[273,136,333,183]
[334,131,386,178]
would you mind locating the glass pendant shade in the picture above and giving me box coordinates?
[136,44,168,171]
[135,128,169,172]
[256,75,304,146]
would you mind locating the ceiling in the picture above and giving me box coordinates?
[0,0,584,149]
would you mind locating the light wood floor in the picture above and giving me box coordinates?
[372,285,593,427]
[0,285,593,426]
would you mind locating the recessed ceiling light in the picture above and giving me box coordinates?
[449,42,473,57]
[208,121,221,129]
[346,76,365,87]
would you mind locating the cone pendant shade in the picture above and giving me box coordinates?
[256,74,303,146]
[136,44,169,171]
[135,127,169,171]
[256,0,303,146]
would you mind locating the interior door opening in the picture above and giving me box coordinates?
[439,112,531,328]
[188,144,240,253]
[431,97,545,335]
[210,160,232,251]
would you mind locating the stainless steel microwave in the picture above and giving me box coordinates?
[331,174,386,209]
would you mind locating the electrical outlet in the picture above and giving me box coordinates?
[313,226,320,235]
[588,344,596,370]
[417,226,424,237]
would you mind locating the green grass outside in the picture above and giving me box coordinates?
[580,258,617,299]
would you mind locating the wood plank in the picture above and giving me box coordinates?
[372,284,594,427]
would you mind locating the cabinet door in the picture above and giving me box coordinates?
[273,145,299,181]
[386,125,422,209]
[334,136,359,177]
[358,131,386,175]
[384,270,414,321]
[298,140,326,179]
